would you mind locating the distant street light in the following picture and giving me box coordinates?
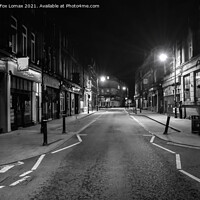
[100,76,106,82]
[159,52,177,118]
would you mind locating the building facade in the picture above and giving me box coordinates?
[134,0,200,118]
[0,7,98,133]
[98,75,128,108]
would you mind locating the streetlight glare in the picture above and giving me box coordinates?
[122,86,126,90]
[159,53,168,62]
[100,76,106,82]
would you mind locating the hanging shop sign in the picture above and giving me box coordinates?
[43,74,59,89]
[0,60,6,72]
[17,57,29,71]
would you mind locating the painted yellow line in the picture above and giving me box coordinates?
[176,154,182,170]
[152,143,176,154]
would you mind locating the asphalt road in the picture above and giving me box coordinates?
[1,108,200,199]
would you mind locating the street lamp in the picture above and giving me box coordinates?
[159,52,177,118]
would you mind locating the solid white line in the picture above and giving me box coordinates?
[76,134,82,142]
[176,154,182,170]
[76,119,96,134]
[167,142,200,149]
[0,186,5,189]
[152,143,176,154]
[0,165,14,173]
[51,142,81,154]
[19,170,33,177]
[10,176,30,186]
[31,154,45,171]
[180,170,200,183]
[150,136,155,143]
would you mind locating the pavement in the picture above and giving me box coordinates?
[126,108,200,148]
[0,111,96,166]
[1,108,200,167]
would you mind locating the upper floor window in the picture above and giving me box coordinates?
[22,25,27,56]
[31,33,35,63]
[11,16,17,53]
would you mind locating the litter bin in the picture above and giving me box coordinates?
[191,115,200,134]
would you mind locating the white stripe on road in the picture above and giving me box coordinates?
[167,142,200,149]
[152,143,176,154]
[0,165,15,173]
[51,142,81,154]
[0,186,5,189]
[150,136,155,143]
[19,170,33,177]
[180,170,200,183]
[10,176,30,186]
[31,154,45,171]
[176,154,182,170]
[76,134,82,142]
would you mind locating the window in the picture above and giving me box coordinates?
[22,25,27,56]
[195,71,200,101]
[31,33,35,62]
[11,16,17,53]
[184,75,190,101]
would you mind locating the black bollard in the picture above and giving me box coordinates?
[43,120,48,146]
[163,115,170,135]
[62,115,66,134]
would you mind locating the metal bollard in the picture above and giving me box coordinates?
[42,120,48,146]
[163,115,170,135]
[62,115,66,134]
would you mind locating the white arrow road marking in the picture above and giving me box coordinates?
[10,176,30,186]
[31,154,45,171]
[176,154,182,170]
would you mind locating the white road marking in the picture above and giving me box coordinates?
[180,170,200,183]
[19,170,33,177]
[0,186,5,189]
[167,142,200,149]
[31,154,45,171]
[51,142,81,154]
[152,143,176,154]
[150,136,155,143]
[17,161,24,165]
[176,154,182,170]
[10,176,30,186]
[0,165,15,173]
[143,134,152,137]
[76,134,82,142]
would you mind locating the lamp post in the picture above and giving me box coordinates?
[159,52,177,118]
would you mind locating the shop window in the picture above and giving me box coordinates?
[22,25,27,56]
[31,33,35,63]
[184,75,190,101]
[11,16,17,53]
[195,71,200,101]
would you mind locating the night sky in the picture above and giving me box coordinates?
[49,0,196,95]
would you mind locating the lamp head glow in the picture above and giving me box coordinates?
[100,76,106,82]
[159,53,168,62]
[122,86,126,90]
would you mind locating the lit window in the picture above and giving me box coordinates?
[184,75,190,101]
[31,33,35,62]
[22,25,27,56]
[11,16,17,53]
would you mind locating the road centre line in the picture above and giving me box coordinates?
[31,154,45,171]
[10,176,30,186]
[51,142,81,154]
[176,154,182,170]
[152,143,176,154]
